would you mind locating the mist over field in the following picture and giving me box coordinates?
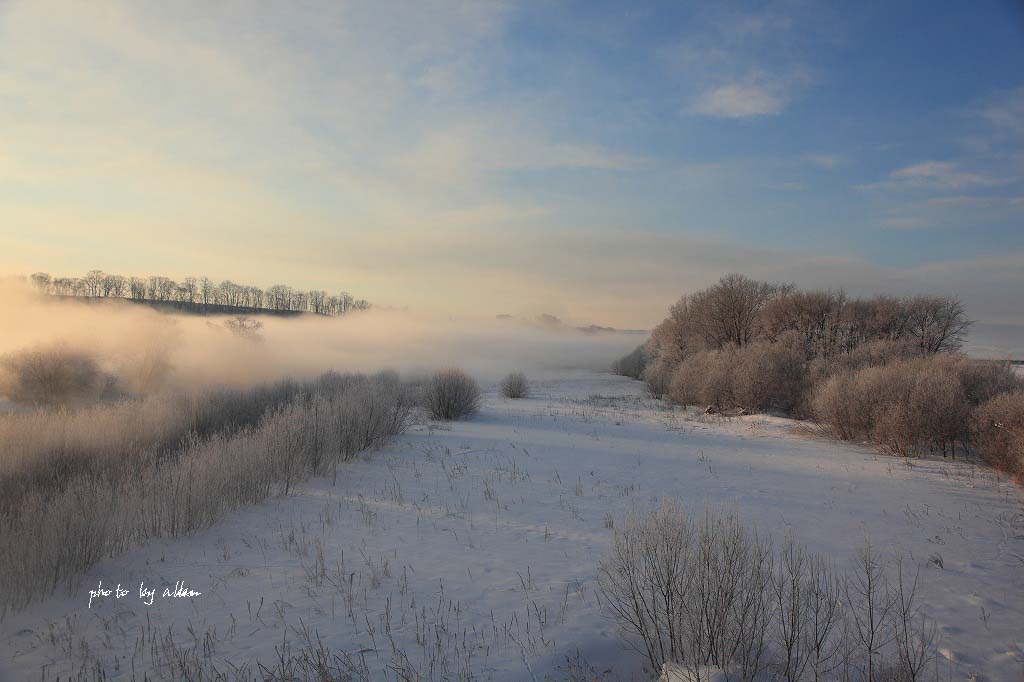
[0,281,640,398]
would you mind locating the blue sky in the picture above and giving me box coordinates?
[495,1,1024,257]
[1,0,1022,333]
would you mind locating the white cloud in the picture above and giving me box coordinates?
[924,195,1024,207]
[889,161,1004,189]
[670,5,814,121]
[729,11,793,37]
[690,84,786,118]
[980,87,1024,136]
[858,161,1011,192]
[880,215,928,230]
[803,153,842,169]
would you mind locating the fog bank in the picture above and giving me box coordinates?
[0,282,642,396]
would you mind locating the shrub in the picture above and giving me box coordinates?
[641,360,673,399]
[0,371,413,613]
[873,360,969,456]
[423,368,481,420]
[807,339,923,389]
[0,344,115,407]
[0,378,308,519]
[669,347,737,408]
[500,371,529,399]
[975,391,1024,478]
[598,503,774,677]
[600,503,937,681]
[666,335,807,414]
[730,335,808,414]
[812,356,975,456]
[954,359,1023,407]
[811,368,881,442]
[612,344,647,379]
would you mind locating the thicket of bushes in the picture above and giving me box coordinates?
[669,333,808,415]
[1,356,496,613]
[0,371,415,614]
[617,274,1024,478]
[0,344,118,407]
[974,391,1024,479]
[611,344,648,380]
[811,355,1019,459]
[600,503,940,681]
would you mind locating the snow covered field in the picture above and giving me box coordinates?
[2,370,1023,680]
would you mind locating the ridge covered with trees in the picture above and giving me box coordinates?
[25,270,369,316]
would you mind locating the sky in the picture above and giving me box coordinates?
[1,0,1023,337]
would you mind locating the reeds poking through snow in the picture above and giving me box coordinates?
[599,504,939,681]
[0,371,415,614]
[0,379,306,520]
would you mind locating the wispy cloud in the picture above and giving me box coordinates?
[803,153,842,169]
[979,87,1024,136]
[396,122,640,186]
[2,0,1022,335]
[691,84,786,118]
[889,161,1005,189]
[727,11,793,38]
[667,5,814,120]
[858,161,1010,192]
[925,194,1024,207]
[765,181,807,191]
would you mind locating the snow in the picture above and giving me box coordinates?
[659,664,728,682]
[2,370,1023,680]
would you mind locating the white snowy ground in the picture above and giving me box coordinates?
[2,371,1023,681]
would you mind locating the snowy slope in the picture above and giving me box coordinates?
[1,371,1022,680]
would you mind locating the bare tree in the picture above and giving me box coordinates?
[30,269,366,317]
[267,284,292,311]
[846,537,897,682]
[599,504,774,680]
[220,280,244,307]
[223,315,263,340]
[804,552,845,682]
[29,272,51,293]
[905,295,972,354]
[597,501,692,671]
[338,291,354,315]
[688,274,787,348]
[246,285,263,309]
[774,532,812,681]
[82,269,106,297]
[51,277,79,295]
[199,276,214,305]
[102,274,127,298]
[147,276,175,301]
[892,556,937,681]
[0,344,106,407]
[128,277,147,300]
[181,276,198,304]
[290,289,308,313]
[309,289,327,314]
